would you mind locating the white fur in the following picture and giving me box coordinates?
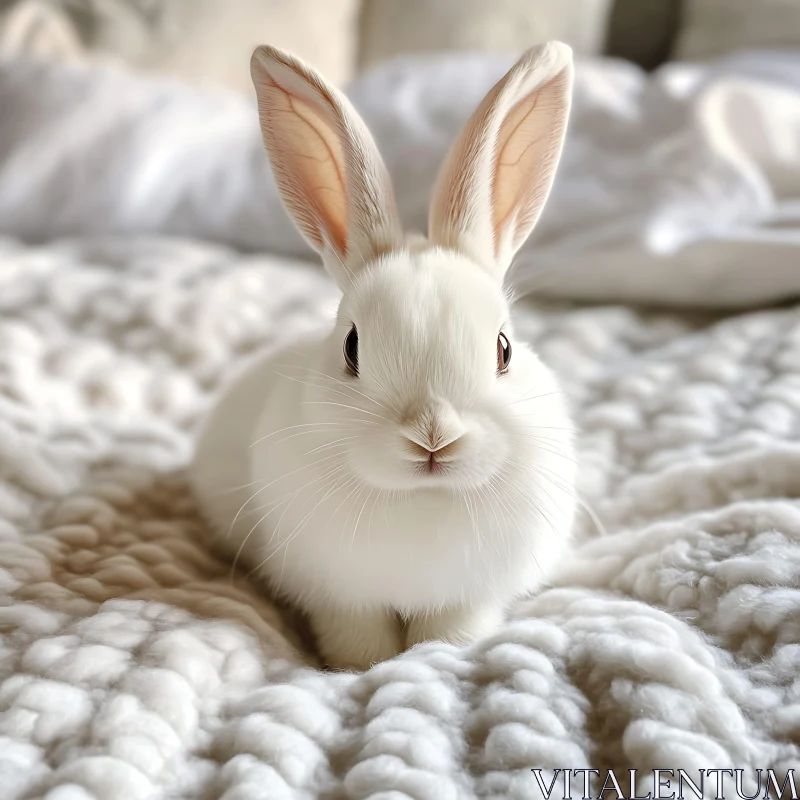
[191,42,576,670]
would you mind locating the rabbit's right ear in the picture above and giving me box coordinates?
[429,42,573,282]
[251,46,403,286]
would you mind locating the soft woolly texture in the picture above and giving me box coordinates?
[0,235,798,798]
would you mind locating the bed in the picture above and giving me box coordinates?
[1,2,799,797]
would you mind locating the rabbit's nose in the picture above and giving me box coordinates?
[404,432,463,459]
[401,398,466,456]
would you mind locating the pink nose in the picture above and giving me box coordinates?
[405,435,462,459]
[402,398,465,449]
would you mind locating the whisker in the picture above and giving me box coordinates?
[510,437,579,464]
[491,481,545,577]
[249,421,350,448]
[500,452,606,540]
[332,480,366,553]
[503,453,578,499]
[278,471,352,582]
[225,450,347,536]
[512,422,579,434]
[507,390,564,406]
[251,425,366,453]
[368,372,394,407]
[212,479,265,496]
[301,400,384,419]
[348,485,371,553]
[303,435,362,456]
[229,465,340,563]
[246,472,351,579]
[244,459,346,517]
[365,489,382,547]
[273,370,355,402]
[282,363,393,414]
[524,460,608,539]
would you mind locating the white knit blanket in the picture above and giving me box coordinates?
[1,235,798,799]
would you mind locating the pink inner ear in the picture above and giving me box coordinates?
[492,70,570,257]
[256,69,349,256]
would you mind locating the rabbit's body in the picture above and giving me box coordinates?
[193,346,569,612]
[193,249,574,667]
[192,42,577,669]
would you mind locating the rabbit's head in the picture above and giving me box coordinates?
[251,43,574,493]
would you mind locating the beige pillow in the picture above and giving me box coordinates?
[66,0,360,91]
[358,0,614,69]
[676,0,800,60]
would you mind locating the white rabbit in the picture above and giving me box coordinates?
[190,42,577,670]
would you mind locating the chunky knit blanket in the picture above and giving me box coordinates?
[1,235,798,799]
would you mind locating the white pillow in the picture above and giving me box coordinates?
[0,54,304,255]
[676,0,800,61]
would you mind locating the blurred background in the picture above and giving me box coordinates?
[1,0,799,309]
[0,0,796,94]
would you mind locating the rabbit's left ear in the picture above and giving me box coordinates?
[251,45,403,286]
[428,42,573,281]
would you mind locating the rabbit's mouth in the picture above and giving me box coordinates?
[346,415,507,492]
[416,452,450,477]
[404,437,461,479]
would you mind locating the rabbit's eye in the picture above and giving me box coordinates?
[497,332,512,374]
[344,326,359,376]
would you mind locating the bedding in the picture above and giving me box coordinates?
[2,50,800,307]
[1,234,799,798]
[1,39,800,798]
